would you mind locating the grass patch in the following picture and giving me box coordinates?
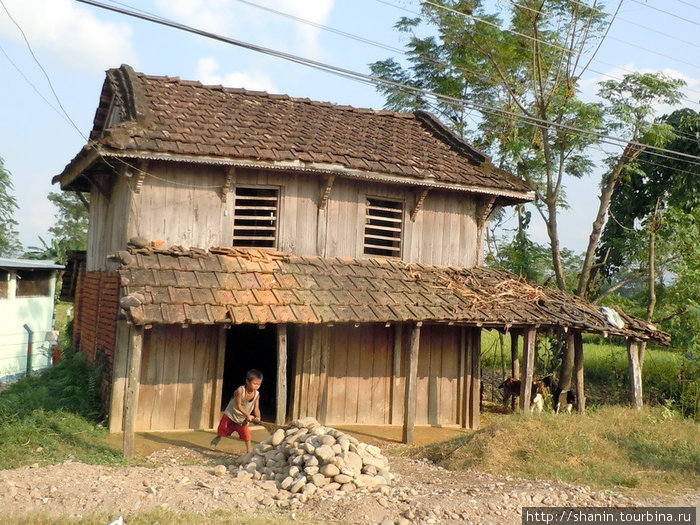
[410,405,700,497]
[0,508,317,525]
[0,350,125,469]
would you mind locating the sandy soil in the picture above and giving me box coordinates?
[0,443,696,525]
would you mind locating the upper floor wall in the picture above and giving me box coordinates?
[87,161,489,271]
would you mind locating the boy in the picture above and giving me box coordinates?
[211,369,263,453]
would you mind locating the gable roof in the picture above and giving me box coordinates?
[54,65,534,203]
[114,246,669,345]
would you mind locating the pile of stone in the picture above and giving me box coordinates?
[235,417,394,496]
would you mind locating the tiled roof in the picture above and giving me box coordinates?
[55,65,533,199]
[114,246,669,344]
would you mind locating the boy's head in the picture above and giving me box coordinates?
[245,369,263,391]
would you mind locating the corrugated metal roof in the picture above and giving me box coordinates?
[0,258,64,270]
[114,246,669,344]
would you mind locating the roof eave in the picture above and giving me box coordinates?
[93,149,536,203]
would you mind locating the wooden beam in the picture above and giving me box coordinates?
[402,322,421,444]
[458,327,467,428]
[627,339,643,410]
[390,324,403,425]
[318,175,335,210]
[510,330,520,379]
[276,324,288,426]
[557,331,576,413]
[122,325,144,459]
[317,325,330,424]
[211,326,226,428]
[76,191,90,212]
[469,328,482,429]
[221,166,236,202]
[410,188,429,221]
[109,320,130,433]
[520,327,536,413]
[574,331,586,413]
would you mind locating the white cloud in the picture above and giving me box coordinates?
[271,0,334,54]
[155,0,232,35]
[0,0,138,72]
[195,57,277,92]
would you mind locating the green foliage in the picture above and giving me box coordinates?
[0,347,119,469]
[0,156,22,257]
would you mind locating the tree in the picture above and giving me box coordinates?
[0,156,22,257]
[598,109,700,350]
[370,1,685,297]
[47,191,89,254]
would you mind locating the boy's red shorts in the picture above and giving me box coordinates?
[216,414,251,441]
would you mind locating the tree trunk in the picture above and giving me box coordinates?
[577,143,642,298]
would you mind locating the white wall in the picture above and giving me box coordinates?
[0,276,58,383]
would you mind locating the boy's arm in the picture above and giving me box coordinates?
[253,395,261,420]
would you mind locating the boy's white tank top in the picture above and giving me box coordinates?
[224,386,258,424]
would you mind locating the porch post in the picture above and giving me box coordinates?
[510,330,520,411]
[557,331,576,413]
[402,322,421,444]
[627,339,643,410]
[520,327,536,413]
[123,325,144,459]
[276,324,288,426]
[469,327,481,430]
[574,331,586,413]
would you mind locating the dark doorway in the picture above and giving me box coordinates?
[222,324,278,420]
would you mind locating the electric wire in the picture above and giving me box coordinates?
[72,0,700,169]
[628,0,700,26]
[378,0,700,104]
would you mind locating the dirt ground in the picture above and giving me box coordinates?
[0,425,697,525]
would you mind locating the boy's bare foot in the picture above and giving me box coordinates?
[210,436,221,448]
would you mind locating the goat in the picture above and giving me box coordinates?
[539,375,576,413]
[497,378,544,412]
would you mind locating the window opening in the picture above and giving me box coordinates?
[16,270,51,297]
[364,197,403,257]
[233,186,279,248]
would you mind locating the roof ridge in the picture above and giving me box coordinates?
[131,65,416,118]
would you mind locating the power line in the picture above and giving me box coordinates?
[74,0,700,169]
[377,0,700,104]
[0,0,88,142]
[628,0,700,25]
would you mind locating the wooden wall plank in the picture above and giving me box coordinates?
[327,326,348,423]
[390,325,403,425]
[317,326,330,424]
[276,324,288,426]
[358,324,374,424]
[174,326,196,430]
[191,325,212,428]
[109,320,130,433]
[402,323,421,444]
[416,327,431,424]
[469,328,481,429]
[344,325,361,422]
[157,325,181,430]
[212,327,226,428]
[123,326,143,459]
[428,327,440,426]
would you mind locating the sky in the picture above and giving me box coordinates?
[0,0,699,255]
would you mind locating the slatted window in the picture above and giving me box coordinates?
[364,197,403,257]
[233,186,279,248]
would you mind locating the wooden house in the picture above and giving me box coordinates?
[53,65,668,452]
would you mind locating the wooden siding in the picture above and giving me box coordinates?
[90,163,483,268]
[135,325,220,431]
[292,323,476,426]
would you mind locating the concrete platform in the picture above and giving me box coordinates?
[107,424,472,459]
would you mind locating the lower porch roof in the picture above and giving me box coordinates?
[113,245,669,344]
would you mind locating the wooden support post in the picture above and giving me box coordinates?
[510,330,520,380]
[109,320,130,433]
[391,325,403,425]
[276,324,288,426]
[627,339,643,410]
[318,326,330,425]
[509,330,519,411]
[211,326,226,428]
[574,331,585,413]
[459,327,467,428]
[123,326,144,459]
[520,327,536,413]
[557,331,576,413]
[402,322,421,444]
[469,328,481,430]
